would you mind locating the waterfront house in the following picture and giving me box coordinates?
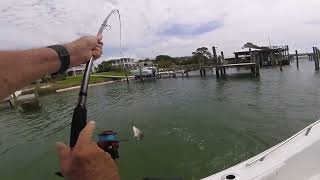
[66,64,86,76]
[110,58,136,69]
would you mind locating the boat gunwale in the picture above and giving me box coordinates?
[245,119,320,166]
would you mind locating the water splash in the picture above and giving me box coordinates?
[133,125,144,140]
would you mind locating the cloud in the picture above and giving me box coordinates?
[305,20,320,26]
[159,20,222,37]
[1,0,320,60]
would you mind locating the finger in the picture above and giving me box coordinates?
[95,46,102,52]
[77,121,96,144]
[92,47,102,55]
[92,51,102,60]
[93,44,102,50]
[97,35,103,41]
[56,142,72,174]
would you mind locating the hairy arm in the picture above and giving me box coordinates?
[0,36,103,99]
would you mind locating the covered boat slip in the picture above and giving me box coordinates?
[202,120,320,180]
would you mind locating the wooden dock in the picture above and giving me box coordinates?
[219,62,256,68]
[139,45,320,81]
[0,90,40,110]
[0,96,15,109]
[16,93,40,110]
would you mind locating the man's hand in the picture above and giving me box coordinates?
[56,121,120,180]
[65,35,104,66]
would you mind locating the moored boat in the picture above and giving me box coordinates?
[131,66,157,79]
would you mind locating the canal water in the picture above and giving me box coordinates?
[1,60,320,180]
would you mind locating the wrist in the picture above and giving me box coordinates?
[65,41,91,66]
[64,42,79,67]
[47,45,71,74]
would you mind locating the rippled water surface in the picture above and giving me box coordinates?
[1,60,320,180]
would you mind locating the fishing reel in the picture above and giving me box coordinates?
[97,131,120,160]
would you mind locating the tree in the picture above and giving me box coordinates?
[192,47,212,59]
[242,42,272,50]
[97,61,113,72]
[192,47,212,66]
[242,42,261,49]
[157,60,176,68]
[155,55,174,61]
[154,55,176,68]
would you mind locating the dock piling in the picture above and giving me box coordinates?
[295,50,299,69]
[139,65,143,81]
[212,46,220,78]
[279,49,283,71]
[256,53,260,76]
[313,47,320,71]
[220,51,225,77]
[124,67,129,84]
[317,48,320,71]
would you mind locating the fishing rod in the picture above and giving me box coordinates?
[55,10,121,177]
[70,9,121,149]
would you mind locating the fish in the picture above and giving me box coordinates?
[133,125,144,140]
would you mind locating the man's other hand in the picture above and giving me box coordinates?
[56,121,120,180]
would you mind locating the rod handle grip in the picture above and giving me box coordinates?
[70,106,87,147]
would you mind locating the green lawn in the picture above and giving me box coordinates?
[23,74,123,96]
[51,76,112,90]
[94,71,132,76]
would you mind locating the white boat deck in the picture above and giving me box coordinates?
[202,120,320,180]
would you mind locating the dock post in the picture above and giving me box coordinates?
[199,56,202,77]
[124,67,129,84]
[313,47,316,70]
[8,99,13,108]
[270,52,275,67]
[216,67,220,78]
[12,92,17,106]
[139,65,143,81]
[279,49,283,71]
[288,46,290,62]
[212,46,219,78]
[295,50,299,69]
[221,51,225,62]
[221,51,225,76]
[256,53,260,76]
[317,48,320,71]
[250,49,255,75]
[313,47,320,71]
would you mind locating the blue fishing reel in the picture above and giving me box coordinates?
[97,131,120,160]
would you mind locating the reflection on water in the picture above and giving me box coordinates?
[0,60,320,179]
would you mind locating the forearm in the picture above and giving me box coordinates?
[0,43,80,98]
[0,35,102,99]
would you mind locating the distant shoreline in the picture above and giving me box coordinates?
[56,78,131,93]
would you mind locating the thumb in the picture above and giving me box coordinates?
[56,142,72,174]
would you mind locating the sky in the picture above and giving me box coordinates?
[1,0,320,64]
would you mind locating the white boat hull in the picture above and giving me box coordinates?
[202,120,320,180]
[131,67,157,79]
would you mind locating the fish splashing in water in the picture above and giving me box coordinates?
[133,126,144,140]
